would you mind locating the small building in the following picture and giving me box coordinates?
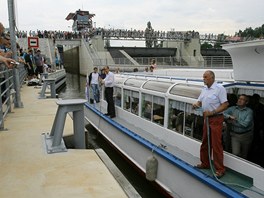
[66,9,95,31]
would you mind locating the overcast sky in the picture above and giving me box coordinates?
[1,0,264,35]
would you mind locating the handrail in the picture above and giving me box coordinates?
[93,56,233,68]
[0,63,26,130]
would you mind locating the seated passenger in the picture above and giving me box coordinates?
[143,102,152,120]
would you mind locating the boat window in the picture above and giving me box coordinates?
[153,96,165,126]
[124,78,147,88]
[114,87,122,107]
[142,80,173,93]
[142,93,165,126]
[170,83,202,99]
[123,89,131,112]
[131,91,139,115]
[142,93,152,121]
[168,99,203,141]
[123,89,139,115]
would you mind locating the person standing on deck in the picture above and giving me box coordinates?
[101,66,115,118]
[88,67,100,103]
[193,70,229,178]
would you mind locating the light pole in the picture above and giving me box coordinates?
[7,0,23,108]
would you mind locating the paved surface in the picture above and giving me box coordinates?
[0,85,128,198]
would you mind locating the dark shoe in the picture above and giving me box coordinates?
[110,115,116,118]
[104,113,110,116]
[215,171,225,178]
[195,164,210,169]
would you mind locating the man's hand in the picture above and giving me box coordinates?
[0,55,16,68]
[192,102,201,109]
[203,110,213,117]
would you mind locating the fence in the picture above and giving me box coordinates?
[0,64,27,130]
[92,56,233,72]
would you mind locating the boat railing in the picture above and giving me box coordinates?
[0,63,27,130]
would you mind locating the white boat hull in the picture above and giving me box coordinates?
[84,103,245,198]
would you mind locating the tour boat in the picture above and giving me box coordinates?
[84,40,264,198]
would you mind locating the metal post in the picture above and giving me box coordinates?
[7,0,23,108]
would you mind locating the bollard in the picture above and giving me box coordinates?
[39,78,56,99]
[44,99,87,154]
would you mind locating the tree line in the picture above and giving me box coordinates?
[201,24,264,49]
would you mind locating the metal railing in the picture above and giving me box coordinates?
[93,56,233,69]
[0,64,26,130]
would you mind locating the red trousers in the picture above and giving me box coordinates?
[200,115,225,173]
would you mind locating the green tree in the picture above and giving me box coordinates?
[201,42,213,49]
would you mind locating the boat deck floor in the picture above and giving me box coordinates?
[92,104,264,197]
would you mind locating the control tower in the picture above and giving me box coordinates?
[65,9,95,31]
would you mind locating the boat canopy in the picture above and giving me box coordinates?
[170,83,203,99]
[142,80,174,93]
[115,76,127,85]
[124,78,147,88]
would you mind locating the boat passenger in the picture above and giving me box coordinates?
[88,67,100,103]
[224,94,254,160]
[150,58,157,69]
[193,70,229,178]
[100,68,106,79]
[101,66,116,118]
[143,101,152,120]
[149,65,154,72]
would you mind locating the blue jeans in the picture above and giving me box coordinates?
[91,84,100,102]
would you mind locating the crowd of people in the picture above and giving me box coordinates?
[15,28,251,43]
[1,22,54,82]
[15,28,200,41]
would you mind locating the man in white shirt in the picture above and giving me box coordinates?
[193,70,229,178]
[101,66,115,118]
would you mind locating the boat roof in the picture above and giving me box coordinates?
[222,39,264,83]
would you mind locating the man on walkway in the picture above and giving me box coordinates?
[24,49,34,80]
[34,49,44,78]
[88,67,100,103]
[101,66,115,118]
[193,70,229,178]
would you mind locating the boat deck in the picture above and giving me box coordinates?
[87,103,264,197]
[0,85,135,198]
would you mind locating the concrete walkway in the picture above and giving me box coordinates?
[0,85,128,198]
